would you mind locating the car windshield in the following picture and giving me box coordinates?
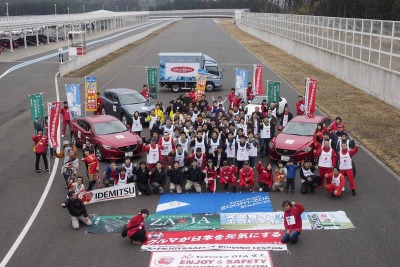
[93,120,127,135]
[120,93,146,105]
[251,96,267,105]
[282,122,317,136]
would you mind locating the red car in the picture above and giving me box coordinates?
[269,115,332,163]
[70,115,143,161]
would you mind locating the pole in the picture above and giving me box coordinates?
[83,4,85,13]
[67,6,69,14]
[54,4,57,15]
[6,2,9,18]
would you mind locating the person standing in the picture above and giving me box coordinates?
[186,147,207,169]
[94,92,104,115]
[315,140,337,188]
[61,191,92,230]
[131,111,144,136]
[338,143,359,196]
[281,200,305,244]
[143,138,161,170]
[141,85,149,102]
[32,128,49,173]
[295,95,305,116]
[277,106,293,128]
[239,161,255,192]
[225,132,236,166]
[82,148,99,191]
[158,131,174,168]
[285,160,299,194]
[325,167,346,198]
[259,117,272,158]
[60,101,71,137]
[247,132,259,168]
[236,135,250,170]
[127,209,149,245]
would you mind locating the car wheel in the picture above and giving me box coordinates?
[171,84,181,92]
[95,146,103,162]
[205,82,214,92]
[121,114,128,126]
[71,133,78,147]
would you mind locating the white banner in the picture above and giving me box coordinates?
[149,251,273,267]
[165,63,200,78]
[78,183,136,205]
[143,243,286,252]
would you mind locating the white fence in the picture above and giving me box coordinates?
[239,12,400,109]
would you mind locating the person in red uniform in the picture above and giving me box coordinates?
[60,101,71,137]
[32,128,49,172]
[338,143,359,196]
[256,162,274,192]
[127,209,149,245]
[203,159,218,193]
[186,147,207,169]
[142,138,161,170]
[246,82,254,101]
[94,92,104,115]
[219,161,238,193]
[141,85,149,102]
[158,131,174,168]
[325,167,346,198]
[295,95,305,115]
[328,117,346,132]
[315,140,337,188]
[313,123,328,151]
[281,200,305,244]
[232,94,242,108]
[227,88,236,108]
[187,87,196,104]
[239,161,255,192]
[82,148,99,190]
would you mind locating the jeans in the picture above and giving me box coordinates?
[259,138,270,157]
[285,178,295,191]
[281,230,301,244]
[150,182,164,194]
[249,156,256,168]
[71,215,92,230]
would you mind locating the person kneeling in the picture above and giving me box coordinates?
[325,167,345,198]
[127,209,149,245]
[281,200,305,244]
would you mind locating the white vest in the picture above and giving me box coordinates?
[132,117,143,132]
[148,115,157,130]
[237,143,249,161]
[226,139,236,158]
[252,120,259,134]
[124,163,134,178]
[73,183,85,194]
[301,167,314,178]
[260,124,271,139]
[161,138,172,156]
[209,136,220,153]
[339,150,352,170]
[318,148,333,168]
[247,139,258,157]
[175,152,185,167]
[195,137,206,154]
[164,125,174,136]
[331,173,345,191]
[195,153,204,168]
[191,111,200,122]
[338,139,350,151]
[118,174,127,186]
[178,138,189,152]
[147,145,160,164]
[282,114,289,127]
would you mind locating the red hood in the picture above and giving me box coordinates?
[274,133,313,150]
[97,131,140,147]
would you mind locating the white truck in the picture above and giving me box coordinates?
[158,52,223,92]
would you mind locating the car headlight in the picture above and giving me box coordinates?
[102,144,115,150]
[300,147,312,152]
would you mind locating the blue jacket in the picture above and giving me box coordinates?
[286,164,299,179]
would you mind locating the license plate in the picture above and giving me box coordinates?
[281,156,290,161]
[125,152,133,157]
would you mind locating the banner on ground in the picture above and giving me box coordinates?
[156,193,272,214]
[65,84,81,120]
[267,81,280,104]
[220,211,355,230]
[88,215,131,234]
[85,76,97,112]
[47,101,61,148]
[253,65,263,95]
[146,213,220,232]
[78,183,136,205]
[304,78,318,115]
[29,93,45,132]
[142,230,286,252]
[235,68,249,90]
[149,251,273,267]
[195,69,208,100]
[147,67,158,99]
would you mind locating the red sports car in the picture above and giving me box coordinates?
[269,115,332,162]
[70,115,143,161]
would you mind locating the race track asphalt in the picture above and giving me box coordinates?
[1,18,399,267]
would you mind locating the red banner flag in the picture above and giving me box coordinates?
[253,65,263,95]
[48,101,61,148]
[142,230,286,251]
[305,78,318,115]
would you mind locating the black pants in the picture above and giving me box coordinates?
[137,183,152,195]
[35,153,48,171]
[259,182,271,192]
[129,229,147,242]
[285,178,295,190]
[301,176,321,194]
[237,161,245,170]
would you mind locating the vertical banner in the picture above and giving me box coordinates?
[267,81,281,104]
[147,67,158,99]
[29,93,45,132]
[85,76,97,112]
[47,101,61,148]
[304,78,318,115]
[253,65,263,95]
[195,69,208,100]
[65,84,81,120]
[235,68,249,90]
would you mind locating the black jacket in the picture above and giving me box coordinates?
[185,166,204,183]
[150,168,166,186]
[209,151,227,168]
[167,168,184,185]
[63,198,88,217]
[135,167,150,185]
[277,112,293,126]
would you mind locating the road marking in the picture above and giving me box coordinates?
[0,71,61,267]
[0,20,164,80]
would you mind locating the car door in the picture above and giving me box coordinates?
[79,120,92,144]
[74,119,86,145]
[113,93,124,119]
[103,92,114,115]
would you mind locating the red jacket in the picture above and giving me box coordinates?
[83,154,99,174]
[233,97,242,107]
[142,144,161,157]
[188,91,196,103]
[296,100,305,115]
[313,126,328,145]
[256,163,273,187]
[246,87,254,100]
[219,166,238,183]
[228,92,235,106]
[126,213,146,237]
[328,122,345,132]
[158,137,174,151]
[32,134,48,154]
[326,173,345,191]
[60,107,71,121]
[96,98,104,110]
[239,167,254,183]
[316,147,337,167]
[203,166,217,180]
[283,203,305,233]
[141,89,149,99]
[186,153,207,169]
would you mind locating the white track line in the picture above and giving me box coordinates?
[0,71,61,267]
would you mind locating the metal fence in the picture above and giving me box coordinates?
[241,12,400,74]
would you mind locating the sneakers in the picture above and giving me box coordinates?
[352,189,356,196]
[61,135,65,137]
[138,191,142,196]
[249,188,253,192]
[224,183,229,190]
[259,187,263,192]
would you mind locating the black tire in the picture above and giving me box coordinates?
[71,133,79,147]
[206,82,214,92]
[95,146,104,162]
[171,84,181,92]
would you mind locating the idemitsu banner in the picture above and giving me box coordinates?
[78,183,136,205]
[47,101,61,148]
[304,78,318,115]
